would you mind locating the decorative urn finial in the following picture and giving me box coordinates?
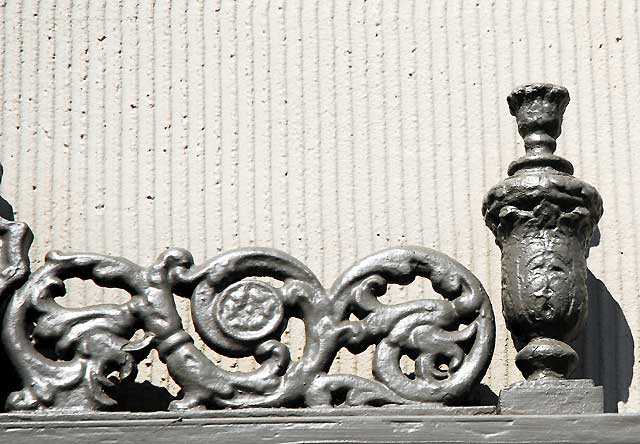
[483,84,604,414]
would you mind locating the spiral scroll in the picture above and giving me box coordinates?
[2,241,495,411]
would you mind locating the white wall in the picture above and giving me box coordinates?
[1,0,638,412]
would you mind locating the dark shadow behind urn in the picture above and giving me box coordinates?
[572,227,634,413]
[572,273,634,412]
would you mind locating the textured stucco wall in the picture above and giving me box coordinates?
[1,0,639,412]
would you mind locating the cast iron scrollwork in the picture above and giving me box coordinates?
[1,235,495,411]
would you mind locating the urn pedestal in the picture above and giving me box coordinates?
[483,84,604,414]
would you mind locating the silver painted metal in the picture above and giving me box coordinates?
[1,238,495,411]
[483,84,603,381]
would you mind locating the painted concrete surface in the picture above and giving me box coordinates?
[1,410,640,444]
[0,0,638,412]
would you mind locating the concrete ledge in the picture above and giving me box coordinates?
[0,408,639,444]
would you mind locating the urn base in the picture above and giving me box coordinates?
[515,337,579,380]
[499,378,603,415]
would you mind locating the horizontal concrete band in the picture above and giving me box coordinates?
[0,409,638,444]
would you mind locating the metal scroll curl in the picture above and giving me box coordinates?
[1,239,495,411]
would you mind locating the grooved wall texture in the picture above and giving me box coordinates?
[1,0,639,412]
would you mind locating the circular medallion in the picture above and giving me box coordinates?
[213,280,284,341]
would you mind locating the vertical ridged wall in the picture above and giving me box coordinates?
[1,0,639,412]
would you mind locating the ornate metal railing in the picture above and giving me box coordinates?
[0,84,606,420]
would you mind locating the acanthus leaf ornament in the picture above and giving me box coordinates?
[1,242,495,411]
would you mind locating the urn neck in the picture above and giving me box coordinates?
[506,83,574,175]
